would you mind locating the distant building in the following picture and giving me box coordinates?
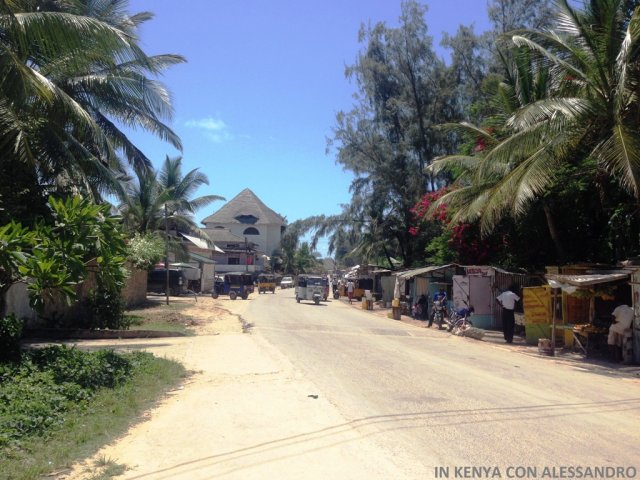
[201,188,286,274]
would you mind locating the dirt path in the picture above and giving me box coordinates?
[61,294,400,480]
[61,295,249,479]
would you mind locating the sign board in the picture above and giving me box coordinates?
[465,266,493,276]
[523,287,552,324]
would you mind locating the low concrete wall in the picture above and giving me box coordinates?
[2,266,148,327]
[24,328,185,339]
[2,282,37,326]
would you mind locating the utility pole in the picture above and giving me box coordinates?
[245,237,249,272]
[164,203,170,305]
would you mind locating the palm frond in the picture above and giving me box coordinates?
[594,122,640,196]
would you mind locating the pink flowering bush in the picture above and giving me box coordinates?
[409,187,502,264]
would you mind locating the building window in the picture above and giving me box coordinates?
[235,215,258,224]
[243,227,259,235]
[228,257,240,265]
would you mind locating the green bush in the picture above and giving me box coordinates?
[127,233,164,271]
[0,314,24,362]
[28,346,132,389]
[0,346,138,447]
[84,288,128,330]
[0,196,128,323]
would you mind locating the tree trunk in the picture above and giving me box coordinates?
[543,202,566,264]
[382,244,395,270]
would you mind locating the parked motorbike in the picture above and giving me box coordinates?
[444,303,474,333]
[432,299,446,328]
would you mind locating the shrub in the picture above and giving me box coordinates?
[127,233,164,271]
[0,315,23,362]
[0,346,140,447]
[84,288,127,330]
[28,346,132,389]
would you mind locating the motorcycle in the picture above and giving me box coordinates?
[432,299,446,329]
[444,303,474,333]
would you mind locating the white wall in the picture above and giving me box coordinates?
[222,224,281,256]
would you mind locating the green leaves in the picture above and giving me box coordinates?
[0,195,127,317]
[0,1,185,223]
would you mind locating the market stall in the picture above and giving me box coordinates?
[393,264,465,317]
[545,272,632,359]
[453,266,537,330]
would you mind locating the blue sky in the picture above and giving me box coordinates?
[126,0,492,255]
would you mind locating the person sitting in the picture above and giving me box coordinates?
[429,289,447,328]
[414,294,427,320]
[608,304,634,361]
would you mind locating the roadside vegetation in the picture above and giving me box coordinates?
[0,3,204,478]
[289,0,640,272]
[1,0,640,473]
[0,345,186,480]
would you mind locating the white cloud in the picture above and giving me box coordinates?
[184,117,233,143]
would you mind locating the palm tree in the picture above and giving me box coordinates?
[427,46,554,231]
[0,1,185,223]
[118,156,224,259]
[428,0,640,261]
[505,0,640,198]
[158,156,224,236]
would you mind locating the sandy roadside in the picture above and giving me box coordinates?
[59,295,248,479]
[59,294,402,480]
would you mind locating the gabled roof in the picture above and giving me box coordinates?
[201,188,286,226]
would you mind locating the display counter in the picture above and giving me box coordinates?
[572,323,608,357]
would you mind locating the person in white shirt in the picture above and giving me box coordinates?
[497,286,521,343]
[608,304,633,343]
[347,280,355,304]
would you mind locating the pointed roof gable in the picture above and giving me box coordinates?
[201,188,286,226]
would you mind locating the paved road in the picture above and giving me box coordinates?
[249,289,640,478]
[66,291,640,479]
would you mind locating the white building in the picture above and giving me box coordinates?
[201,188,286,265]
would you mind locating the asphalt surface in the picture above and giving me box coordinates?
[60,290,640,480]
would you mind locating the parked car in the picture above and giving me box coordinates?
[280,276,294,289]
[147,268,185,296]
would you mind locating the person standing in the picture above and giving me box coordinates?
[497,286,520,343]
[347,280,355,304]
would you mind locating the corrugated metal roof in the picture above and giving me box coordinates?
[188,251,217,264]
[394,264,458,279]
[181,233,225,253]
[181,233,209,249]
[546,273,629,287]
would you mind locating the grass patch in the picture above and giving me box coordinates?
[87,459,127,480]
[124,300,197,336]
[0,347,187,480]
